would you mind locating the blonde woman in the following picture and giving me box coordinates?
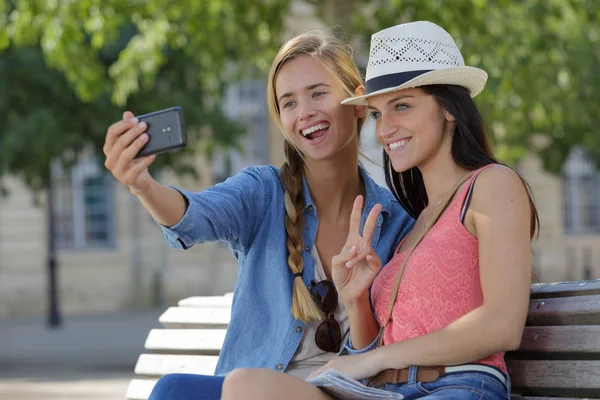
[102,32,413,399]
[220,21,539,400]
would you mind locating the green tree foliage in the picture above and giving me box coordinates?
[2,0,290,104]
[2,0,597,190]
[0,46,246,193]
[0,0,291,192]
[350,0,600,172]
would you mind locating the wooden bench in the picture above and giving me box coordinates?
[127,280,600,399]
[507,279,600,399]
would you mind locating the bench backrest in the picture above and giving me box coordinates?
[126,296,232,399]
[507,279,600,399]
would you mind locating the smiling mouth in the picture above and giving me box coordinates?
[388,138,410,151]
[301,123,330,140]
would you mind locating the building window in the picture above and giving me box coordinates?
[563,147,600,234]
[213,80,269,183]
[51,157,116,250]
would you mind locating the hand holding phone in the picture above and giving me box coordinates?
[103,107,187,195]
[135,106,187,158]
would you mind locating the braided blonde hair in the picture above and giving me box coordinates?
[267,32,366,322]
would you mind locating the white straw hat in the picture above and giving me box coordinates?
[342,21,488,106]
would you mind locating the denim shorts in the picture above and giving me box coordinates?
[381,365,511,400]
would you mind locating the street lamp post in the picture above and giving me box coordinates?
[47,172,61,328]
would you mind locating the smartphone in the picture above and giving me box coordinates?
[135,106,187,158]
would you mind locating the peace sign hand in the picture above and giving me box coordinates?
[332,195,383,304]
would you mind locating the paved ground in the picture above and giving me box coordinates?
[0,369,132,400]
[0,309,164,399]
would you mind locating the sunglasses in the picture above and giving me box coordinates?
[310,279,342,353]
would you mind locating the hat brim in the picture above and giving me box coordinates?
[342,66,488,106]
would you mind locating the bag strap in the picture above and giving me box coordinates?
[377,171,474,347]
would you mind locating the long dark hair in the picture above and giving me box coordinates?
[384,84,539,239]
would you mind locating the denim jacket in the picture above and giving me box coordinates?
[160,165,414,375]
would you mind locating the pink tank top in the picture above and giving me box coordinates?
[371,166,507,373]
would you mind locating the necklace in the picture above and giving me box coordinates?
[421,172,466,230]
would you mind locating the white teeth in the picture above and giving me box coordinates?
[389,139,409,151]
[301,123,330,137]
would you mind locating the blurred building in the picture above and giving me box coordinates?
[520,147,600,282]
[0,2,598,319]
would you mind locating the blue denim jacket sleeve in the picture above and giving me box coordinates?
[160,166,274,253]
[345,330,382,355]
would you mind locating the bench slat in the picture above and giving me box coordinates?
[511,397,574,399]
[527,295,600,326]
[126,379,157,400]
[159,307,231,329]
[178,295,233,308]
[508,360,600,396]
[515,325,600,354]
[135,354,219,377]
[531,279,600,299]
[145,329,226,354]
